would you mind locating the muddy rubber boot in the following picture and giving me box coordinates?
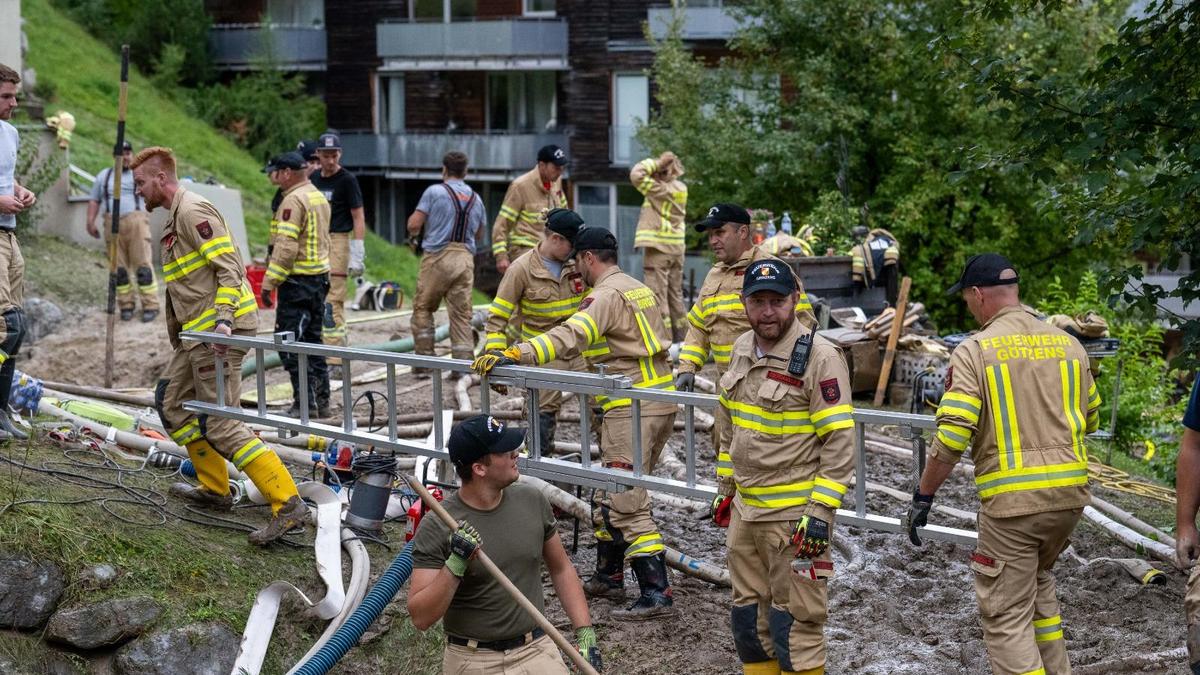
[141,309,158,323]
[612,553,678,621]
[413,331,435,379]
[120,308,134,321]
[537,412,557,453]
[0,409,28,440]
[248,495,308,546]
[169,483,234,510]
[582,540,626,601]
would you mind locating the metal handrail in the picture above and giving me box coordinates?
[180,330,978,545]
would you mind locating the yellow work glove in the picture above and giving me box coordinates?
[471,345,522,375]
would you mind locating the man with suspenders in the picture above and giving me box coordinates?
[407,151,487,376]
[87,141,159,322]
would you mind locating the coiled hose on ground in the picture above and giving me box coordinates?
[289,540,416,675]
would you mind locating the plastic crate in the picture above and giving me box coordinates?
[893,351,949,388]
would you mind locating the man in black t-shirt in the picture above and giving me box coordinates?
[409,415,602,673]
[309,132,365,348]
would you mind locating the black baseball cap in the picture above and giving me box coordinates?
[946,253,1020,295]
[742,259,797,297]
[570,227,618,259]
[263,152,306,173]
[695,203,751,232]
[119,140,133,152]
[448,415,526,467]
[537,144,568,166]
[297,139,318,161]
[546,208,584,242]
[317,132,341,151]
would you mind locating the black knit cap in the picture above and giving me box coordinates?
[569,227,618,259]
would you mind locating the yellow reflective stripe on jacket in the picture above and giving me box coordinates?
[720,395,814,434]
[215,286,241,307]
[680,344,708,368]
[812,404,854,437]
[199,235,237,262]
[737,481,814,509]
[938,391,982,425]
[624,532,664,558]
[687,304,707,329]
[702,293,744,315]
[595,376,675,412]
[795,293,813,313]
[492,240,508,255]
[162,250,207,282]
[521,295,583,318]
[529,333,557,365]
[711,343,733,364]
[231,438,269,470]
[986,363,1022,471]
[582,341,610,359]
[1060,359,1087,463]
[484,332,508,351]
[936,423,973,451]
[182,308,218,332]
[274,222,301,239]
[1086,381,1101,433]
[635,229,685,246]
[266,261,290,283]
[234,290,257,318]
[510,234,539,248]
[499,204,519,222]
[811,476,848,508]
[632,311,663,356]
[975,460,1088,499]
[490,296,515,320]
[294,259,330,274]
[1033,615,1063,642]
[716,450,733,477]
[566,312,601,346]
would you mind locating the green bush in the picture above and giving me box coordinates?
[189,68,326,163]
[1039,272,1186,482]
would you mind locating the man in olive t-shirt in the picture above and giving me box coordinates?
[408,415,602,673]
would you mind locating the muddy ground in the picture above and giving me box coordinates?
[20,304,1192,674]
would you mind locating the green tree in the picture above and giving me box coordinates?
[938,0,1200,364]
[640,1,1127,331]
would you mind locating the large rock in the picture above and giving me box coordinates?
[0,557,64,628]
[113,623,238,675]
[22,297,64,343]
[46,596,162,649]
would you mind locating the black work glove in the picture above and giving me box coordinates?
[906,491,934,546]
[674,371,695,392]
[791,515,830,558]
[261,288,274,309]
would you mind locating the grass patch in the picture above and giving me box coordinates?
[0,437,443,673]
[19,231,109,307]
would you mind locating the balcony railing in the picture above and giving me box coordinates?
[610,126,648,167]
[646,6,742,41]
[377,18,567,62]
[209,24,327,70]
[340,131,569,173]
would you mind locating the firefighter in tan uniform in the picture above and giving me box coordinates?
[261,151,332,418]
[86,141,159,322]
[492,144,568,275]
[483,208,588,448]
[849,226,901,304]
[131,147,307,545]
[716,259,854,675]
[907,253,1099,675]
[474,226,680,620]
[675,203,815,498]
[630,152,687,344]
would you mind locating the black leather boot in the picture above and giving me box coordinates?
[612,553,678,621]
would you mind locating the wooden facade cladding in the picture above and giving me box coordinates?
[326,0,407,131]
[205,0,263,24]
[477,0,523,18]
[404,72,487,132]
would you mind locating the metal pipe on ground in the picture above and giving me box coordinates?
[520,475,730,588]
[241,324,452,378]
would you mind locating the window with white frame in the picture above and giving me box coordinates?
[378,75,405,134]
[612,73,649,165]
[523,0,555,16]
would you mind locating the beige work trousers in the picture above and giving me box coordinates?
[325,231,349,346]
[641,247,686,342]
[973,508,1082,675]
[0,230,23,314]
[412,244,475,361]
[728,509,830,672]
[592,411,676,556]
[441,634,568,675]
[1186,564,1200,664]
[104,211,158,311]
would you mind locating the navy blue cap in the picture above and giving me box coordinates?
[546,208,584,242]
[537,144,568,166]
[449,415,526,467]
[297,139,319,161]
[317,132,341,151]
[695,203,751,232]
[742,259,797,297]
[570,227,618,258]
[263,151,306,173]
[946,253,1019,295]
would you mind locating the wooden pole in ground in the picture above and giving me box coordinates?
[103,45,131,389]
[403,475,598,675]
[873,276,911,407]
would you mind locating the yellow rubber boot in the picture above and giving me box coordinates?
[744,662,781,675]
[241,451,301,514]
[784,667,824,675]
[185,439,230,496]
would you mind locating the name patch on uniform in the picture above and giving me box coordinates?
[820,378,840,403]
[569,273,584,294]
[195,220,213,239]
[580,297,594,310]
[970,552,996,568]
[944,366,953,390]
[281,209,292,221]
[767,371,803,388]
[734,270,745,277]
